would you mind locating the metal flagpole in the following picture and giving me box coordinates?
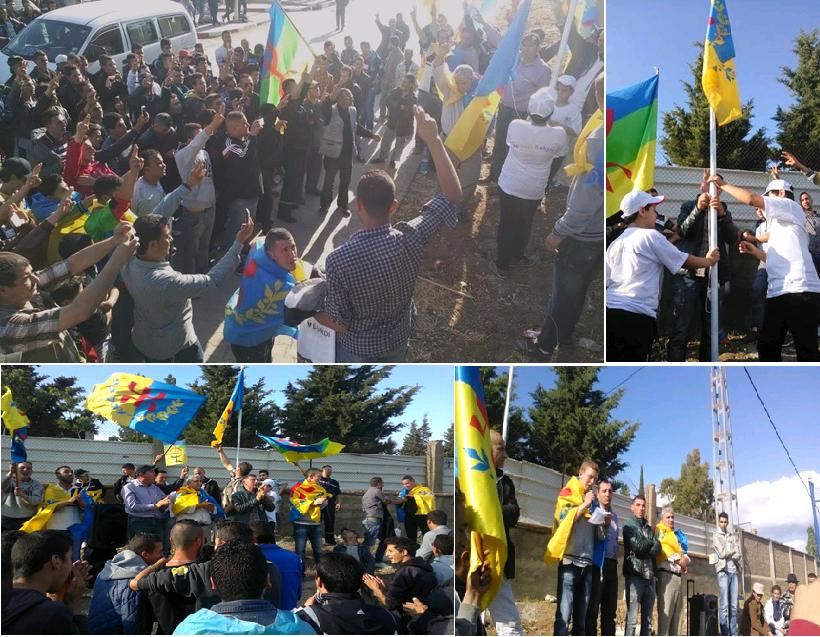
[501,366,514,441]
[810,480,820,561]
[709,108,719,362]
[548,0,579,90]
[235,366,244,468]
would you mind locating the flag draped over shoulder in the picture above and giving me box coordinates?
[172,486,203,517]
[2,387,30,463]
[257,434,345,462]
[605,74,659,218]
[444,0,532,162]
[85,374,205,445]
[289,480,327,523]
[164,440,187,466]
[21,484,94,542]
[702,0,741,126]
[544,475,588,564]
[407,484,436,515]
[260,1,314,106]
[454,366,506,610]
[655,522,688,565]
[211,369,245,448]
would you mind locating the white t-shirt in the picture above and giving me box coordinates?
[498,121,568,200]
[551,101,583,136]
[606,227,689,318]
[763,196,820,297]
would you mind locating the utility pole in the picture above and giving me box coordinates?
[711,367,744,597]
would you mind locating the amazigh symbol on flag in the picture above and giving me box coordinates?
[467,447,491,472]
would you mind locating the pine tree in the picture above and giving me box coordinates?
[659,448,715,520]
[183,366,275,447]
[807,526,818,558]
[272,366,418,454]
[619,484,631,497]
[639,466,645,498]
[774,31,820,170]
[1,365,100,438]
[442,424,454,456]
[401,417,431,456]
[661,45,771,170]
[480,366,529,460]
[523,367,639,488]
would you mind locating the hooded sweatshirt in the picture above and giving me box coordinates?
[297,592,398,635]
[88,550,152,634]
[385,556,438,612]
[172,601,313,635]
[1,588,87,634]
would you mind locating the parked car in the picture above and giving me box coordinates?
[0,0,196,83]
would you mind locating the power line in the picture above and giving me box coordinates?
[603,367,645,396]
[742,367,819,517]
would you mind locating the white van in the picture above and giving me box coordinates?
[0,0,196,83]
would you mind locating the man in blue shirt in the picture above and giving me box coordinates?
[249,520,303,611]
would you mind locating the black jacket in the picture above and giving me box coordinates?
[1,588,88,634]
[386,557,438,612]
[297,592,398,635]
[677,198,739,284]
[497,470,520,579]
[622,515,660,580]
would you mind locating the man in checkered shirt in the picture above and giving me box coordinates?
[316,106,463,362]
[0,223,138,362]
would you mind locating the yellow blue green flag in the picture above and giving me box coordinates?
[2,387,30,462]
[702,0,741,126]
[85,374,205,445]
[211,369,245,448]
[454,366,506,609]
[257,434,345,462]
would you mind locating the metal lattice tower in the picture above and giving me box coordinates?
[711,367,741,529]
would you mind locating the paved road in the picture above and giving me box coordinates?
[196,0,467,361]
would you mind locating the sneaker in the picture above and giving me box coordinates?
[515,333,554,361]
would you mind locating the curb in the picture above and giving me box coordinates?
[197,15,270,38]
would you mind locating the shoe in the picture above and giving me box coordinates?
[277,211,296,223]
[515,333,554,360]
[510,255,537,268]
[370,156,385,164]
[488,261,507,278]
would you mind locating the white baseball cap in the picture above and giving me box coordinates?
[752,582,764,595]
[528,87,555,119]
[557,74,577,89]
[55,54,68,64]
[763,179,794,195]
[620,190,665,216]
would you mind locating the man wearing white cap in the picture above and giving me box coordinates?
[492,87,568,276]
[740,582,768,636]
[487,33,550,183]
[709,174,820,361]
[547,75,582,190]
[606,189,719,361]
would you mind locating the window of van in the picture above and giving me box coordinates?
[85,25,124,63]
[158,14,191,39]
[3,19,91,59]
[126,20,159,48]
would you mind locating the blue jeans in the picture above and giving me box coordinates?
[176,206,215,274]
[717,570,739,636]
[626,577,655,636]
[362,516,386,562]
[538,238,602,353]
[750,268,767,329]
[224,197,259,247]
[293,523,323,572]
[143,341,203,363]
[554,563,592,635]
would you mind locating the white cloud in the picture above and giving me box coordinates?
[737,471,819,550]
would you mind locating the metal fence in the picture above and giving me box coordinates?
[652,165,820,226]
[502,458,813,566]
[0,436,449,494]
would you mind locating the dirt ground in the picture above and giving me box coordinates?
[649,332,799,362]
[399,0,604,364]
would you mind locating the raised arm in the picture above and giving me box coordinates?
[707,175,765,210]
[416,106,461,202]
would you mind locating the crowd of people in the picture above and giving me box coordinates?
[0,0,605,364]
[2,449,456,634]
[453,432,820,637]
[605,152,820,362]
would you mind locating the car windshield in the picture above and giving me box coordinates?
[2,19,91,60]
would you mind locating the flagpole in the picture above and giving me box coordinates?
[709,108,719,362]
[549,0,579,89]
[235,366,244,468]
[501,366,514,441]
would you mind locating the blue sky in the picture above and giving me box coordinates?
[30,365,454,445]
[606,1,820,163]
[503,365,820,547]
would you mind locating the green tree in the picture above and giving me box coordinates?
[164,374,177,385]
[523,367,639,487]
[774,31,820,170]
[619,483,631,497]
[639,465,645,498]
[480,366,529,460]
[183,366,275,447]
[807,526,818,558]
[442,424,454,456]
[661,45,770,170]
[1,366,100,438]
[659,448,715,520]
[272,366,418,454]
[400,415,432,456]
